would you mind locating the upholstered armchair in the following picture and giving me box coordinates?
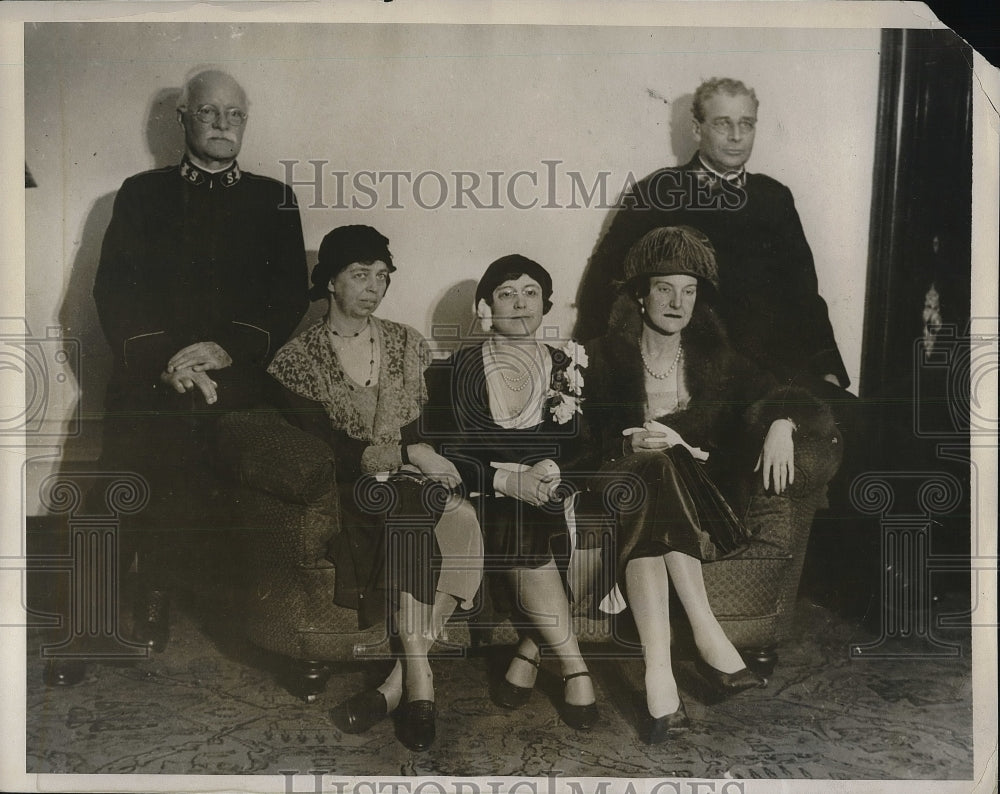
[214,396,841,701]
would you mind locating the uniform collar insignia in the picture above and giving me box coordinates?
[179,157,242,188]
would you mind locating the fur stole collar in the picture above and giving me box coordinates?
[599,294,738,426]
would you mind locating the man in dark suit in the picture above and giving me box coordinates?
[91,70,307,655]
[578,77,849,396]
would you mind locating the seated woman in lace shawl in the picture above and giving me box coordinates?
[267,225,482,752]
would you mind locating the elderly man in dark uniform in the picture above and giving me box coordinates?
[578,77,848,395]
[91,69,307,657]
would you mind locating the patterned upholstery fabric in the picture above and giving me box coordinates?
[215,411,841,661]
[215,409,336,506]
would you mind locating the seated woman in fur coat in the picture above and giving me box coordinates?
[579,226,840,743]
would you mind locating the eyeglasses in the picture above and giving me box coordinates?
[186,104,248,126]
[493,286,542,302]
[706,118,756,136]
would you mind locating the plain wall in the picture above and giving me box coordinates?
[23,22,880,513]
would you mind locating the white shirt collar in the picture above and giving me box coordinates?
[696,154,746,183]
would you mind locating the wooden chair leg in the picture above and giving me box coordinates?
[281,658,332,703]
[741,647,777,680]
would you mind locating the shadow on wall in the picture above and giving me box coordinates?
[56,191,117,462]
[669,92,697,166]
[54,86,185,464]
[572,91,697,342]
[429,278,480,355]
[293,250,326,339]
[146,87,185,169]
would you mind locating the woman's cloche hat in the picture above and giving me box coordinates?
[309,224,395,301]
[474,254,554,314]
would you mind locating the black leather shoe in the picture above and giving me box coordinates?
[133,589,170,653]
[695,658,764,700]
[399,700,436,751]
[43,659,86,687]
[644,701,690,744]
[338,689,389,734]
[559,671,599,730]
[492,651,540,709]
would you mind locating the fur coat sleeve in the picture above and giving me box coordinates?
[584,303,838,483]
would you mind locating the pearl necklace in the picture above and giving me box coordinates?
[641,341,683,381]
[326,319,376,387]
[489,339,539,392]
[499,370,530,392]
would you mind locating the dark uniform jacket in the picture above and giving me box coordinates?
[94,158,308,413]
[578,155,849,389]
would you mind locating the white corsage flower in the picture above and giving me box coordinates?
[476,298,493,333]
[567,340,589,370]
[549,394,578,424]
[546,339,587,424]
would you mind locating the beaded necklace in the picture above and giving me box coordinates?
[326,318,376,387]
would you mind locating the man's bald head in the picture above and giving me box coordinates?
[177,70,249,170]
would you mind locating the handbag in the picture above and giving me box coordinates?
[664,445,751,556]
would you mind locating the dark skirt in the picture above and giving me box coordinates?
[331,476,446,630]
[475,494,569,569]
[473,493,572,617]
[584,447,751,589]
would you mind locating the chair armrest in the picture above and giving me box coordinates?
[216,410,336,504]
[785,432,843,500]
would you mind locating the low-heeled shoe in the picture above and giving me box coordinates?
[561,700,599,730]
[560,671,599,730]
[339,689,389,734]
[644,701,691,744]
[399,700,436,751]
[695,658,765,699]
[492,678,533,709]
[492,651,540,709]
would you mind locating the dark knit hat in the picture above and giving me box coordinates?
[622,226,720,291]
[309,225,395,301]
[475,254,554,314]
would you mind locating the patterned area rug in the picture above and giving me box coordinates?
[24,591,973,781]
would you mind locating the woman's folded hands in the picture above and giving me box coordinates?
[494,459,561,506]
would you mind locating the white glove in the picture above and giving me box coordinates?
[622,421,710,461]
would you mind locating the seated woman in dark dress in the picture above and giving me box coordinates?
[267,225,482,751]
[581,226,839,743]
[430,255,599,730]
